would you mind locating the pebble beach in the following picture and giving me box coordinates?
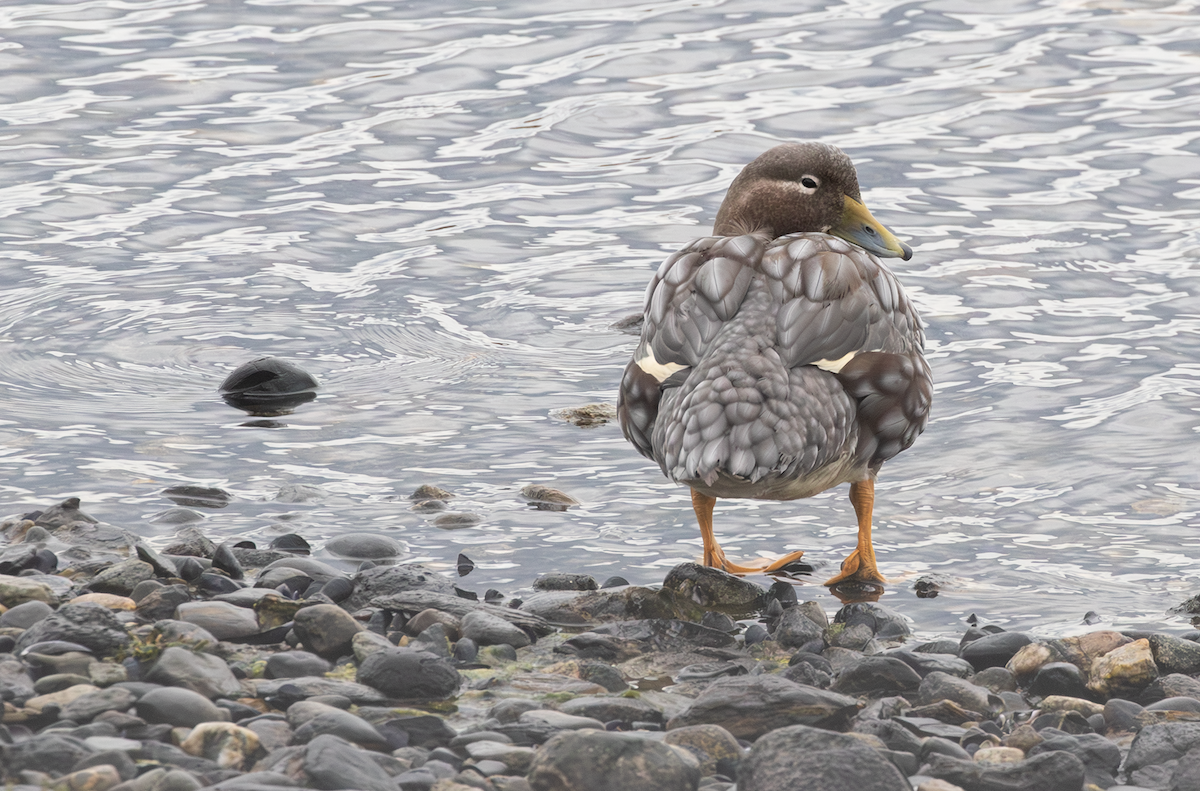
[3,495,1200,791]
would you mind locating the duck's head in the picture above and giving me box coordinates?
[713,142,912,260]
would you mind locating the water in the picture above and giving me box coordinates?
[1,0,1198,638]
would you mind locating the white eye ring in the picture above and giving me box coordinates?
[798,175,820,194]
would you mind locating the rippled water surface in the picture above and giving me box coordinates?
[2,0,1199,637]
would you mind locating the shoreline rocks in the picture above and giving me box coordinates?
[4,503,1200,790]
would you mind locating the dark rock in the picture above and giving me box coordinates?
[833,602,910,640]
[1171,745,1200,791]
[918,671,1002,716]
[293,603,364,659]
[136,584,192,622]
[378,714,458,749]
[888,650,974,679]
[60,685,139,722]
[14,602,131,658]
[519,484,580,510]
[357,648,461,699]
[533,573,598,591]
[344,563,453,611]
[270,533,311,554]
[527,730,700,791]
[1027,728,1120,788]
[521,587,676,625]
[163,526,218,558]
[919,736,972,761]
[1029,661,1090,700]
[461,610,531,649]
[852,718,923,756]
[1147,696,1200,712]
[175,601,260,640]
[177,557,205,581]
[1102,698,1144,732]
[831,656,922,696]
[135,544,180,579]
[959,631,1032,671]
[737,724,909,791]
[211,544,245,580]
[161,485,232,508]
[292,708,389,750]
[0,599,54,629]
[1139,673,1200,705]
[774,605,825,649]
[666,675,859,740]
[219,357,318,415]
[1125,721,1200,774]
[1031,709,1094,734]
[971,666,1018,693]
[2,733,94,774]
[301,734,395,791]
[924,751,1085,791]
[661,563,766,616]
[325,533,406,561]
[136,686,227,727]
[558,696,663,726]
[197,573,243,596]
[35,498,99,529]
[144,646,242,699]
[266,651,332,679]
[72,748,138,780]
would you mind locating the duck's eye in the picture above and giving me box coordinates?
[798,175,820,193]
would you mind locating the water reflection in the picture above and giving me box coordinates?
[0,0,1195,636]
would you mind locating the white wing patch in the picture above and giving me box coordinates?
[636,346,687,382]
[812,350,857,373]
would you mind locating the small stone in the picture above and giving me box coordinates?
[293,603,364,659]
[463,741,537,774]
[14,602,131,657]
[973,746,1024,763]
[0,599,54,628]
[519,484,580,509]
[51,764,122,791]
[1028,661,1089,700]
[666,675,859,741]
[144,646,242,699]
[534,573,599,591]
[175,601,259,641]
[351,630,395,662]
[959,631,1032,671]
[833,657,922,696]
[527,731,699,791]
[661,563,766,617]
[1125,721,1200,774]
[461,610,532,649]
[738,724,909,791]
[357,648,461,699]
[519,710,606,731]
[411,485,454,501]
[1087,638,1158,698]
[179,722,263,770]
[662,724,743,777]
[558,695,663,726]
[774,605,825,649]
[918,671,1002,716]
[1148,633,1200,676]
[924,751,1085,791]
[61,686,139,723]
[136,687,228,728]
[136,585,192,622]
[68,593,136,610]
[86,560,155,596]
[325,533,406,561]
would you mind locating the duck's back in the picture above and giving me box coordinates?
[618,231,931,500]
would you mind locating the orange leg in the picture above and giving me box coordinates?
[824,478,887,585]
[691,489,806,574]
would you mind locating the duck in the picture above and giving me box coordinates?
[617,142,932,586]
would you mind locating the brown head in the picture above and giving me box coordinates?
[713,142,912,260]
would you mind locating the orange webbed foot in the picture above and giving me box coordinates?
[823,547,887,586]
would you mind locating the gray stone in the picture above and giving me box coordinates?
[918,671,1003,715]
[1126,721,1200,773]
[136,686,227,728]
[558,695,664,726]
[266,650,332,679]
[136,585,192,622]
[774,605,825,648]
[739,724,909,791]
[2,733,95,774]
[527,730,700,791]
[292,707,389,750]
[88,559,155,596]
[14,602,131,657]
[0,657,36,704]
[302,734,397,791]
[924,751,1086,791]
[164,527,217,558]
[254,676,389,705]
[356,648,461,700]
[832,656,922,696]
[960,631,1033,671]
[144,646,242,699]
[60,686,139,722]
[150,619,218,650]
[325,533,406,560]
[0,599,54,628]
[666,675,859,741]
[461,610,532,649]
[175,601,259,640]
[292,603,364,659]
[343,563,454,611]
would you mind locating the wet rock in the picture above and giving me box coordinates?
[1028,660,1090,700]
[411,484,454,501]
[136,686,228,728]
[144,646,242,699]
[179,722,264,770]
[151,619,218,650]
[83,560,154,596]
[211,543,245,580]
[832,656,922,696]
[60,686,139,723]
[292,603,364,659]
[1087,638,1157,698]
[266,650,332,679]
[775,604,826,649]
[255,676,388,706]
[661,723,742,776]
[558,695,664,726]
[1125,721,1200,774]
[1148,633,1200,676]
[661,563,766,616]
[219,357,318,416]
[161,485,232,509]
[324,533,406,561]
[461,610,531,649]
[520,587,676,625]
[2,733,95,774]
[357,647,461,699]
[833,602,910,640]
[344,563,454,611]
[520,484,580,510]
[923,751,1085,791]
[404,608,463,640]
[550,403,617,428]
[36,498,100,529]
[463,740,536,774]
[666,675,859,740]
[51,764,122,791]
[892,651,975,680]
[918,671,1003,716]
[1027,729,1120,787]
[135,584,192,622]
[291,704,389,750]
[526,730,700,791]
[534,573,599,591]
[175,601,260,640]
[959,631,1032,671]
[0,598,54,628]
[521,709,606,730]
[1140,672,1200,705]
[738,723,909,791]
[300,734,396,791]
[163,526,217,558]
[1006,631,1130,684]
[14,602,131,657]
